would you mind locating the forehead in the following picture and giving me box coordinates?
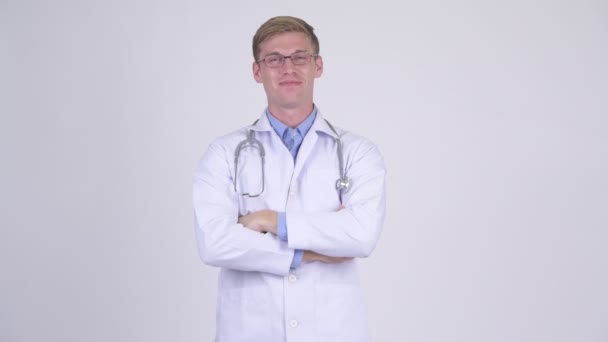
[259,32,313,55]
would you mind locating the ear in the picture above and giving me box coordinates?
[252,61,263,83]
[314,55,324,78]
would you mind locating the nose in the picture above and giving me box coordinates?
[280,57,297,72]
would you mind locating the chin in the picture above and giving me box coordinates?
[278,102,301,110]
[276,97,303,109]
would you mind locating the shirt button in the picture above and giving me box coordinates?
[290,319,299,328]
[288,274,297,282]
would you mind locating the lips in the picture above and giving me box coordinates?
[279,80,302,86]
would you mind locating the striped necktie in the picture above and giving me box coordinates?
[283,127,302,158]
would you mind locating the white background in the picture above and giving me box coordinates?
[1,0,607,341]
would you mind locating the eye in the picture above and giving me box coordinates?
[292,53,309,64]
[265,55,282,65]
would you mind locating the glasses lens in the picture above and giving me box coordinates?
[291,52,310,65]
[265,55,283,67]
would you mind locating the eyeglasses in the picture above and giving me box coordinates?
[256,51,318,68]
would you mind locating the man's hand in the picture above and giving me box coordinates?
[239,205,351,263]
[302,250,353,263]
[238,210,278,235]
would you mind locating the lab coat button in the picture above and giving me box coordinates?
[290,319,299,328]
[289,187,296,196]
[288,274,297,282]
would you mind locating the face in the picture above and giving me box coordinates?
[253,32,323,112]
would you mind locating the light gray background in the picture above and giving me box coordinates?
[1,0,607,341]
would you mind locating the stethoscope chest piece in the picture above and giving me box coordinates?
[336,177,350,193]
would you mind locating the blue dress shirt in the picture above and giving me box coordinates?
[266,106,318,268]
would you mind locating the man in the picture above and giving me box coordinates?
[193,16,386,342]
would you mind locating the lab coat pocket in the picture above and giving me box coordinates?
[217,286,273,340]
[315,284,369,342]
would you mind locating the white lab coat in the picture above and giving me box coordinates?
[193,110,386,342]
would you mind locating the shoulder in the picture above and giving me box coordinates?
[327,123,383,159]
[206,126,251,153]
[194,126,252,173]
[338,129,386,176]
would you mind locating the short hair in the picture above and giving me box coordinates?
[252,16,320,61]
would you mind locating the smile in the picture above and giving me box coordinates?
[279,80,302,86]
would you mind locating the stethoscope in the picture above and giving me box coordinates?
[233,119,350,197]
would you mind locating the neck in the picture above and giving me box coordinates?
[268,103,314,128]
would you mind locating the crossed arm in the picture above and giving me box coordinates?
[194,138,385,275]
[238,208,353,264]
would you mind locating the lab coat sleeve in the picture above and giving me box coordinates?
[287,138,386,258]
[193,140,294,276]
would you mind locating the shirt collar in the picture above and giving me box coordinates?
[266,105,318,139]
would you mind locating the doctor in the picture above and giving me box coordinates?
[193,16,386,342]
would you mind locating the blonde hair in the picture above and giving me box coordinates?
[252,16,320,61]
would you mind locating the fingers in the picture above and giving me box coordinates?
[238,213,252,226]
[303,250,353,264]
[322,256,353,263]
[238,210,277,235]
[238,213,261,232]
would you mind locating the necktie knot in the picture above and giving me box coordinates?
[283,127,302,158]
[283,128,298,149]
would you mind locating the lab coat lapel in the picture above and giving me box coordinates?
[250,111,297,198]
[250,111,292,161]
[249,112,273,132]
[293,112,338,177]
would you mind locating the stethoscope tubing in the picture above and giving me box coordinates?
[234,119,350,197]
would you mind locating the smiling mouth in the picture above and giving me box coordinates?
[279,80,301,86]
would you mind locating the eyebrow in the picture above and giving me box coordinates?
[264,49,308,56]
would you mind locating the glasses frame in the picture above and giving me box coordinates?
[256,51,319,68]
